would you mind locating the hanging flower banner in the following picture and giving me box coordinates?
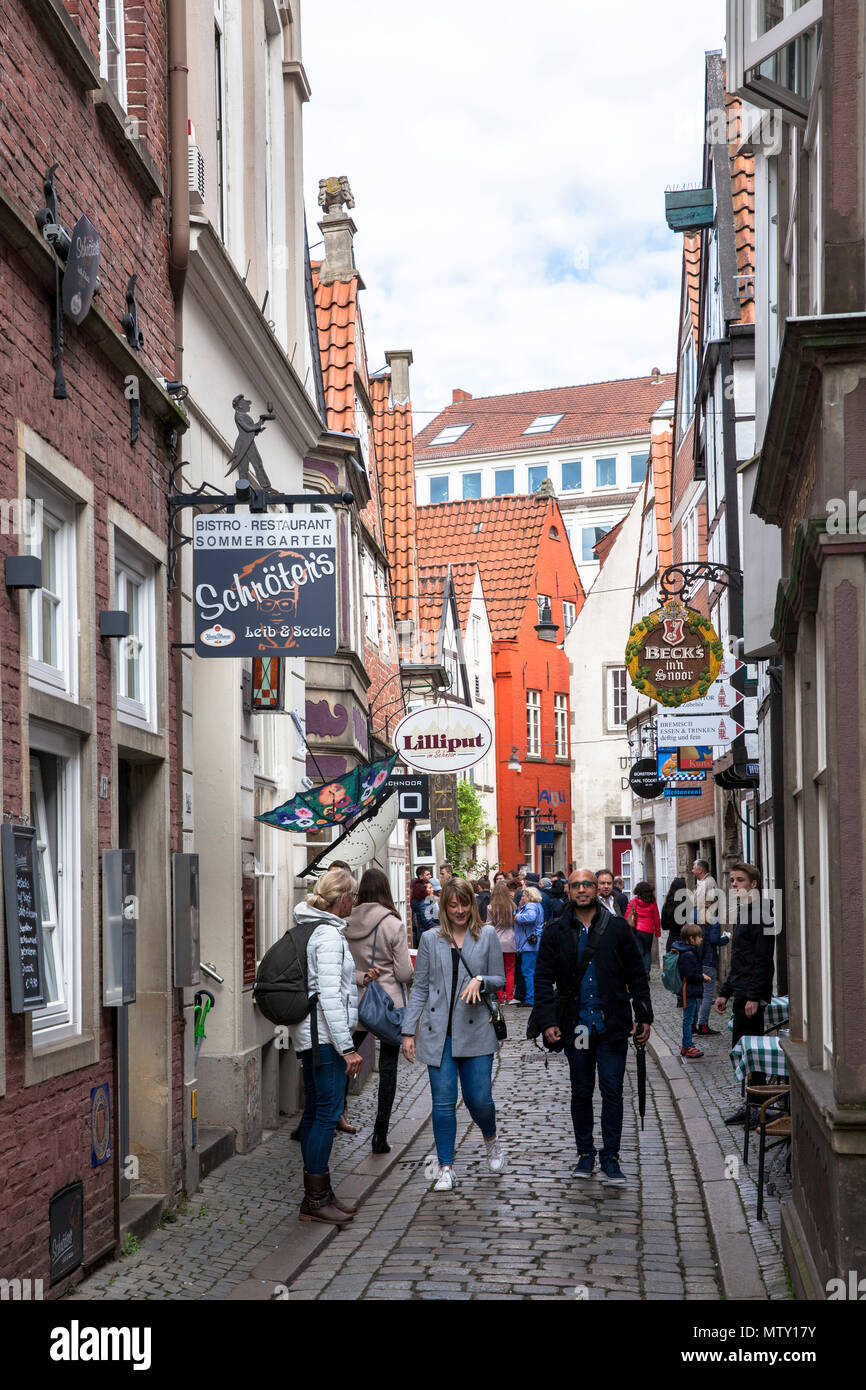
[257,753,397,833]
[625,599,723,707]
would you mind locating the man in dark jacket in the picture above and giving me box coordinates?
[534,869,652,1186]
[715,862,775,1123]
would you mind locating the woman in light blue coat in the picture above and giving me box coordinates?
[514,886,545,1006]
[401,877,506,1192]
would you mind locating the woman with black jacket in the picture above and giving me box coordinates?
[661,876,688,951]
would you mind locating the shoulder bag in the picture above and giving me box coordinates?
[453,941,507,1041]
[357,914,407,1048]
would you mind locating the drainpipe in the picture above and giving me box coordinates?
[168,0,190,379]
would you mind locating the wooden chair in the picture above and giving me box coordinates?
[755,1087,792,1220]
[742,1081,788,1162]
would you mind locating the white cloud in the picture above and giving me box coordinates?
[301,0,723,417]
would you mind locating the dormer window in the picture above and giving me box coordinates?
[523,414,564,435]
[429,424,472,447]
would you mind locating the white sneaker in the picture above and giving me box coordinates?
[433,1165,454,1191]
[485,1136,506,1174]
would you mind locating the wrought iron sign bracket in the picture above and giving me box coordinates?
[657,562,743,605]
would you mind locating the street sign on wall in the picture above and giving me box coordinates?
[62,214,100,324]
[656,714,745,747]
[193,513,336,657]
[385,774,430,820]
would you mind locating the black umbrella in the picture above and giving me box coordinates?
[633,1034,647,1130]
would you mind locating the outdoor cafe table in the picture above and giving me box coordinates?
[727,995,790,1034]
[730,1033,790,1086]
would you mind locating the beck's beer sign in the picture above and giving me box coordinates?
[625,599,723,707]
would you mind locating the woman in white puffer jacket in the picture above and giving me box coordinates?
[290,867,364,1226]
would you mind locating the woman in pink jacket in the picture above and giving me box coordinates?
[625,881,661,977]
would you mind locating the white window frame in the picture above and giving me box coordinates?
[429,425,471,447]
[554,694,568,758]
[429,475,450,504]
[607,667,628,730]
[99,0,128,107]
[363,550,378,644]
[528,463,548,493]
[594,456,617,490]
[537,594,552,623]
[620,849,632,895]
[493,468,514,496]
[630,452,650,486]
[679,331,697,437]
[254,783,278,961]
[214,0,228,241]
[471,614,481,662]
[562,600,576,634]
[561,459,582,492]
[115,536,157,731]
[727,0,822,118]
[523,414,563,435]
[29,728,82,1047]
[526,690,541,757]
[27,478,78,699]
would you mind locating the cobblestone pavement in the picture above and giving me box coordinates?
[286,1028,724,1301]
[66,1054,432,1301]
[649,977,792,1300]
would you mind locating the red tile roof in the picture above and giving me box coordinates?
[414,373,677,462]
[415,494,583,641]
[725,92,755,327]
[684,233,701,342]
[370,372,418,627]
[310,262,358,435]
[650,423,675,575]
[593,515,625,568]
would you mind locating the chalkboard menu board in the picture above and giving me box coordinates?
[2,822,47,1012]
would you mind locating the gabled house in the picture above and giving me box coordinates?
[416,490,584,875]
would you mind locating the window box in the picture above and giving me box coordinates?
[664,188,715,233]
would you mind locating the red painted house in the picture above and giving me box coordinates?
[416,489,585,874]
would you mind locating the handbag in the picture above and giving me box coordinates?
[453,943,507,1041]
[357,917,407,1048]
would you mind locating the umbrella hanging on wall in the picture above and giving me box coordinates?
[301,791,399,877]
[255,752,398,834]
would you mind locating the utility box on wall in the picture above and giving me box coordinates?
[173,853,201,988]
[102,849,136,1006]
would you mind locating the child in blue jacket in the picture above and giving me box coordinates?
[674,924,710,1058]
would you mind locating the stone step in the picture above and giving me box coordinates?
[198,1125,236,1182]
[120,1193,166,1246]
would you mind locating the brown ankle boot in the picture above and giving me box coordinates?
[299,1171,354,1224]
[325,1171,358,1214]
[335,1111,357,1134]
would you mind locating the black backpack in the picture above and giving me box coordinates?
[253,921,319,1027]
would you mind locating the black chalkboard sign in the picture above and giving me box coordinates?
[49,1180,83,1284]
[2,822,47,1012]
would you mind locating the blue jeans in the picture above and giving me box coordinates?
[427,1036,496,1165]
[520,949,538,1004]
[682,999,698,1050]
[299,1043,347,1174]
[634,931,653,975]
[564,1034,629,1161]
[699,962,717,1026]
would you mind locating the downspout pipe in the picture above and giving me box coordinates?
[168,0,190,379]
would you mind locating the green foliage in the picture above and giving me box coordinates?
[120,1233,140,1258]
[443,780,495,873]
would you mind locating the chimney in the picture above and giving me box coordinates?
[651,367,661,383]
[386,350,413,405]
[317,176,359,286]
[452,389,472,405]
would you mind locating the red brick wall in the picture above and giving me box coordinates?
[0,0,180,1289]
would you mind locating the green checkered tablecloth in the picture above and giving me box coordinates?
[727,995,789,1032]
[730,1033,790,1085]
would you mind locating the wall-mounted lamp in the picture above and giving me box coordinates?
[99,610,131,639]
[507,747,522,773]
[5,555,42,589]
[534,599,559,643]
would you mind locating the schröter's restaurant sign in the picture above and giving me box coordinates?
[394,706,492,774]
[625,599,722,708]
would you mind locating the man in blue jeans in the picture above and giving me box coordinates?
[534,870,652,1186]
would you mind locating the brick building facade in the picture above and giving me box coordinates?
[0,0,184,1290]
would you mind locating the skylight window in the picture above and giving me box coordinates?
[429,424,472,447]
[523,413,564,435]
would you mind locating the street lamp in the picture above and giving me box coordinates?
[507,747,522,773]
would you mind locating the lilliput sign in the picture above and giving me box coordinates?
[625,598,723,707]
[193,513,337,657]
[393,705,492,774]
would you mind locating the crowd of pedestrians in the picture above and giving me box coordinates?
[281,853,774,1221]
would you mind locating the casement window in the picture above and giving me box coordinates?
[26,478,77,699]
[582,525,610,563]
[526,690,541,757]
[537,594,552,623]
[430,476,449,504]
[726,0,822,120]
[681,500,700,564]
[471,614,481,662]
[462,472,482,499]
[595,457,617,489]
[115,538,157,730]
[363,551,378,643]
[554,694,568,758]
[657,835,669,898]
[494,469,514,496]
[561,460,582,491]
[528,464,548,493]
[607,667,628,730]
[679,332,697,435]
[214,0,227,239]
[630,452,649,485]
[29,733,82,1046]
[562,600,576,634]
[377,565,391,658]
[99,0,127,107]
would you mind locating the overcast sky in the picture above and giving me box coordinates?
[301,1,724,421]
